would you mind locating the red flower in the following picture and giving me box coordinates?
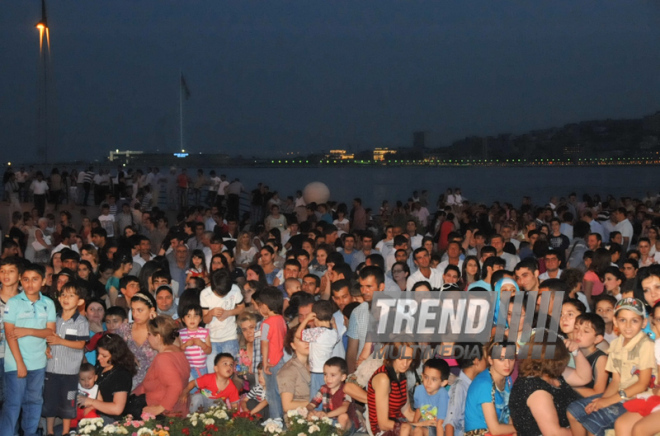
[182,428,190,436]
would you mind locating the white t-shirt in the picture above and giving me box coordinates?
[98,214,115,237]
[200,285,243,342]
[302,326,339,373]
[615,219,634,249]
[217,180,229,195]
[31,180,49,195]
[406,268,444,291]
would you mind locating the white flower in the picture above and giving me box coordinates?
[321,416,333,425]
[296,419,305,424]
[287,409,299,417]
[213,410,228,420]
[262,419,284,434]
[309,414,319,421]
[190,419,198,427]
[203,418,215,425]
[298,433,307,436]
[102,425,118,433]
[308,424,321,433]
[137,428,153,436]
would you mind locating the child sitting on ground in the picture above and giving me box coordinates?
[306,357,358,431]
[181,353,240,413]
[573,313,609,398]
[568,298,657,436]
[240,363,268,419]
[413,358,450,436]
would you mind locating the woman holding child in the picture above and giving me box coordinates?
[77,334,137,424]
[132,316,190,417]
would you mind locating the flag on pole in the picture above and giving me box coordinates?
[180,74,191,100]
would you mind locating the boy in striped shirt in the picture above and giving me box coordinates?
[179,304,211,379]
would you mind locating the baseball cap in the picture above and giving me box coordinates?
[614,298,646,318]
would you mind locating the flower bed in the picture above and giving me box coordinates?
[75,404,344,436]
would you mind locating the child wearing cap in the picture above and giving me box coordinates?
[567,298,657,436]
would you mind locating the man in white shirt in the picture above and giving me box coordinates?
[435,241,464,276]
[30,171,49,216]
[51,227,80,256]
[489,234,520,271]
[539,249,562,281]
[614,207,634,251]
[216,174,230,209]
[407,248,443,291]
[405,219,424,251]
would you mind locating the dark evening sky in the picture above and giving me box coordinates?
[2,1,660,163]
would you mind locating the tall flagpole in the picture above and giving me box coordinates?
[179,71,184,152]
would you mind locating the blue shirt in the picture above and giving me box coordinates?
[464,370,512,432]
[3,292,56,371]
[413,384,449,422]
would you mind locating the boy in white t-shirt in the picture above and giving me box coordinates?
[297,300,339,401]
[97,204,116,238]
[200,269,245,372]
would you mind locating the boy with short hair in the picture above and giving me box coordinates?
[115,275,141,311]
[413,358,451,436]
[259,287,287,421]
[573,313,609,397]
[0,257,23,405]
[567,298,657,436]
[43,281,89,436]
[595,294,618,345]
[104,306,128,333]
[181,352,240,413]
[298,300,339,399]
[306,357,357,431]
[284,277,302,298]
[444,344,486,436]
[240,362,268,419]
[0,264,57,436]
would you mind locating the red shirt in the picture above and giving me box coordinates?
[261,314,287,366]
[195,373,240,402]
[177,174,190,188]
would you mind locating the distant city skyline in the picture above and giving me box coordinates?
[2,1,660,163]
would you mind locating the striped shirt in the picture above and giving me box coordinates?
[46,312,89,375]
[180,327,209,368]
[83,171,95,184]
[246,383,265,402]
[367,365,407,435]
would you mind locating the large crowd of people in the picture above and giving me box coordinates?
[1,164,660,436]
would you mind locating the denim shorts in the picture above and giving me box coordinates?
[567,394,627,436]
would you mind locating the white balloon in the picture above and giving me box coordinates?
[303,182,330,204]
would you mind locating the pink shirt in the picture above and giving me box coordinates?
[180,327,209,368]
[584,270,604,297]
